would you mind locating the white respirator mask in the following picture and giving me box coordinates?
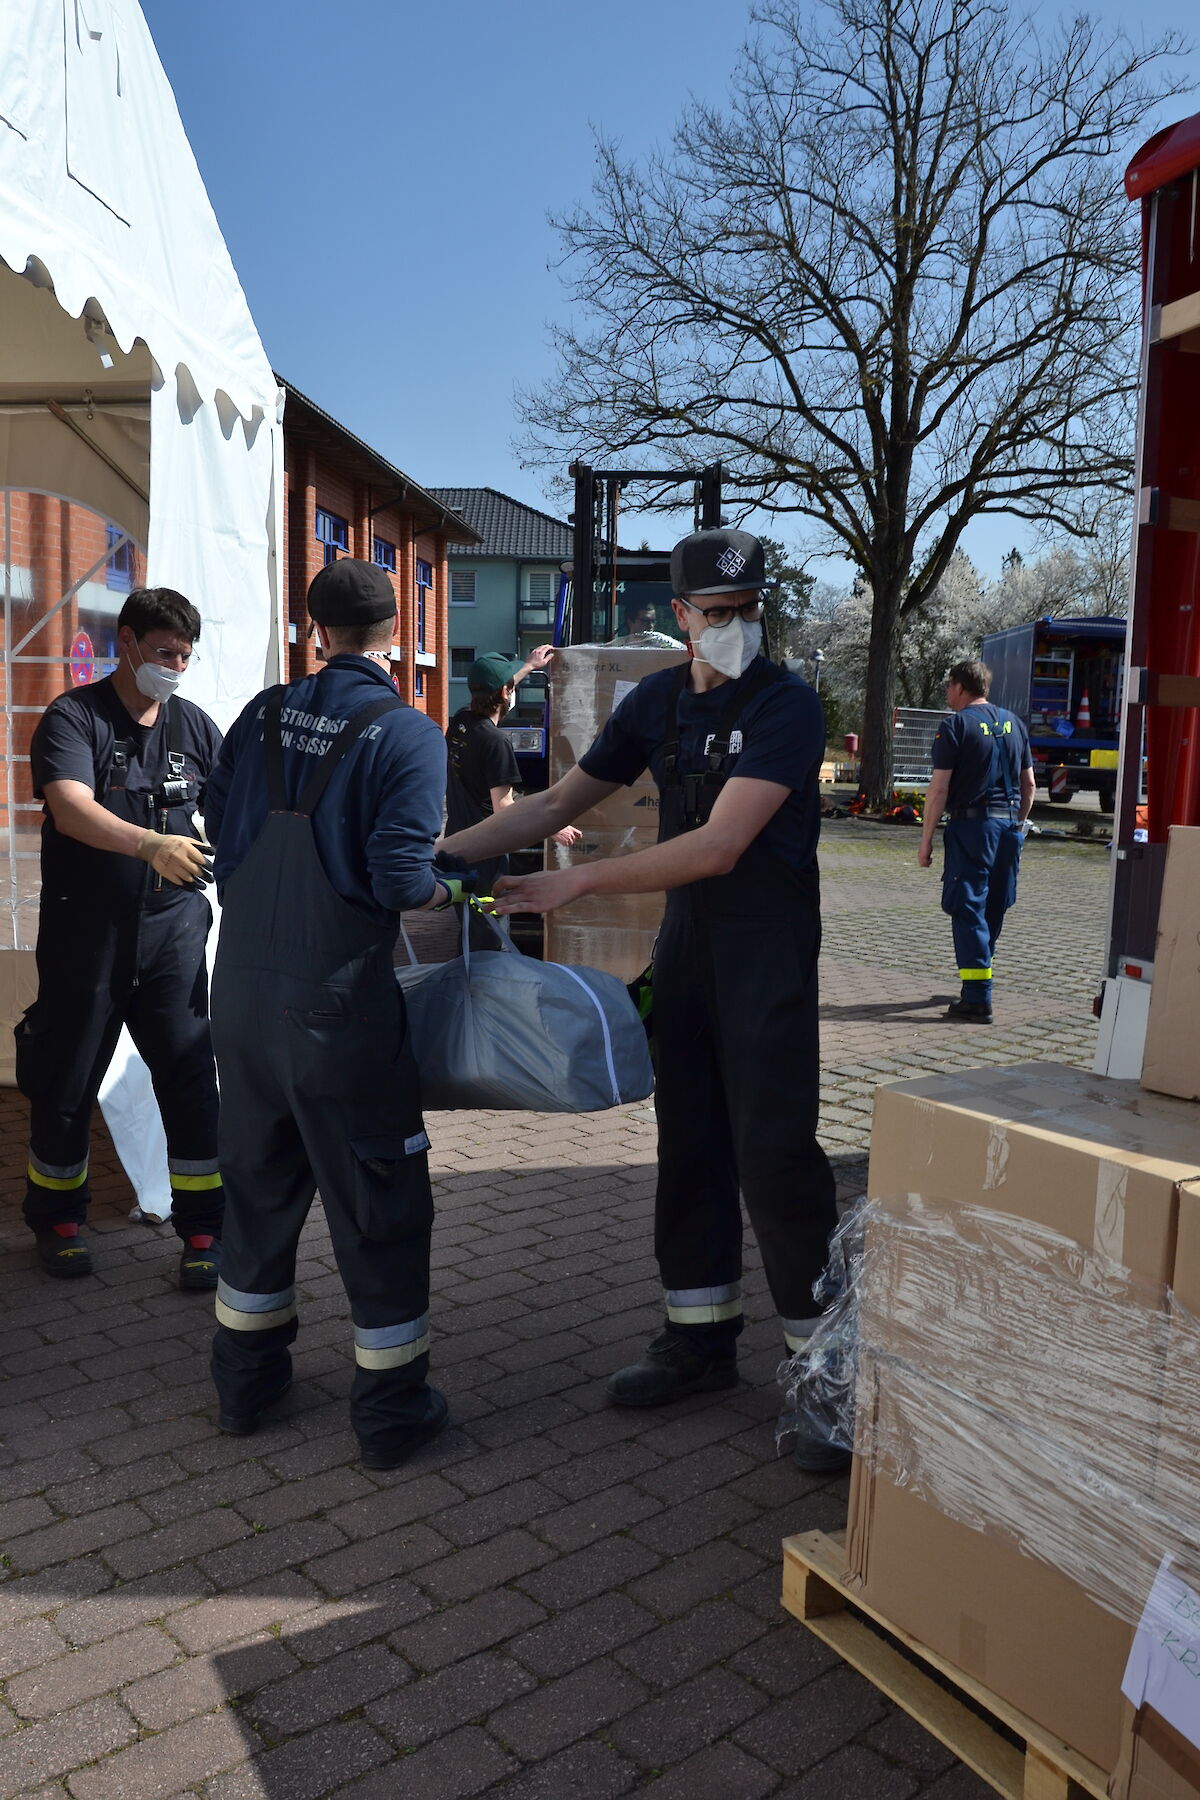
[131,642,184,704]
[694,616,762,680]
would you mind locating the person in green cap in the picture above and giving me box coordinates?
[444,648,579,891]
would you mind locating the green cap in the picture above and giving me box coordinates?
[467,652,522,692]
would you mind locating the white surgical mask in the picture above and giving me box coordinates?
[131,641,184,704]
[695,617,762,680]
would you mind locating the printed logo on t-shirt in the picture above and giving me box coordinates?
[703,730,743,755]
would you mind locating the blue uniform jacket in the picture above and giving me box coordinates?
[204,657,446,924]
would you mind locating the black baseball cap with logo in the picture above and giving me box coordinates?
[670,528,766,598]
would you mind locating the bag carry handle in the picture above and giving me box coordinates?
[460,901,517,976]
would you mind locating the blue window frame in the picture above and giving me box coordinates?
[415,558,432,654]
[414,669,424,698]
[105,523,134,592]
[315,508,349,567]
[373,536,396,572]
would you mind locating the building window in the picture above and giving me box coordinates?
[315,508,349,566]
[105,523,134,592]
[414,669,425,698]
[450,569,476,605]
[523,568,554,626]
[372,536,396,572]
[451,647,476,680]
[415,558,432,655]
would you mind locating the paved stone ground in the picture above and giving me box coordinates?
[0,820,1109,1800]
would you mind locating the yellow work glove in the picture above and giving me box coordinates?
[136,831,213,887]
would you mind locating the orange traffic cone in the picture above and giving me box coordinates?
[1076,688,1091,731]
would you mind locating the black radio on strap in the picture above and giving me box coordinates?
[262,680,405,817]
[660,659,783,827]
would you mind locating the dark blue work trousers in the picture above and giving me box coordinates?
[941,818,1023,1003]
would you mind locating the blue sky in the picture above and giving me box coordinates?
[141,0,1199,580]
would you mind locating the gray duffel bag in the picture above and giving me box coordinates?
[395,908,654,1112]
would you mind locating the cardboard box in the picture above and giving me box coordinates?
[0,947,37,1086]
[544,643,687,980]
[1142,826,1200,1101]
[847,1062,1200,1773]
[1113,1706,1200,1799]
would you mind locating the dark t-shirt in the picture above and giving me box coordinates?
[30,678,222,913]
[444,709,521,835]
[931,703,1032,812]
[578,658,826,874]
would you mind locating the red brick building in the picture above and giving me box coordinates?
[280,381,479,721]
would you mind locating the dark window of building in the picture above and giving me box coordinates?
[316,508,349,566]
[451,647,476,679]
[105,523,134,592]
[372,536,396,572]
[415,558,432,654]
[450,569,476,605]
[414,669,425,698]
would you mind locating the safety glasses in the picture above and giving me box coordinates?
[680,595,764,629]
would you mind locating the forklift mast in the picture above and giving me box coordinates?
[565,461,724,644]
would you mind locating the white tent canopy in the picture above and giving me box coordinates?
[0,0,284,1214]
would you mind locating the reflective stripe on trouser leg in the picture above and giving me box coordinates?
[353,1314,430,1370]
[665,1285,742,1327]
[214,1278,297,1331]
[27,1155,89,1191]
[782,1315,823,1353]
[169,1158,222,1192]
[958,967,993,982]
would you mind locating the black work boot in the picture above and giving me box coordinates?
[35,1222,93,1278]
[217,1378,292,1437]
[607,1329,739,1408]
[179,1235,221,1291]
[359,1387,449,1470]
[944,996,993,1024]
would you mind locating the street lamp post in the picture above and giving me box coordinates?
[811,647,826,693]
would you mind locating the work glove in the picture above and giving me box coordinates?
[433,877,470,910]
[136,831,213,888]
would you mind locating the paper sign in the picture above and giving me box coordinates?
[1123,1555,1200,1750]
[611,679,637,713]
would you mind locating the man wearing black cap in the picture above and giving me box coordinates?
[445,649,579,892]
[442,528,844,1471]
[202,559,457,1469]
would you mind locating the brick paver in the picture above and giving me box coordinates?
[0,820,1107,1797]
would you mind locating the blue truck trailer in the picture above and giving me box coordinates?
[979,616,1126,810]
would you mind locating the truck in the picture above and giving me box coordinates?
[980,617,1125,811]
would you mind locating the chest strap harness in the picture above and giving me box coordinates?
[661,659,783,829]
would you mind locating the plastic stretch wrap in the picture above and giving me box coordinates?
[780,1199,1200,1627]
[543,643,686,980]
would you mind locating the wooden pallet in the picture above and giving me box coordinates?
[781,1530,1110,1800]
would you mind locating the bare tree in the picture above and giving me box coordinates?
[521,0,1184,803]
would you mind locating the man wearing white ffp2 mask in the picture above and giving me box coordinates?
[17,586,224,1294]
[442,525,844,1477]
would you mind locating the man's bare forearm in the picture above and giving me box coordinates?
[443,786,574,860]
[45,784,156,858]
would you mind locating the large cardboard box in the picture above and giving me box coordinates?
[1142,826,1200,1101]
[0,948,37,1086]
[543,642,687,980]
[847,1063,1200,1774]
[1114,1706,1200,1799]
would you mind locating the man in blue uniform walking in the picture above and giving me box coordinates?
[203,559,459,1469]
[918,658,1036,1023]
[442,527,846,1472]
